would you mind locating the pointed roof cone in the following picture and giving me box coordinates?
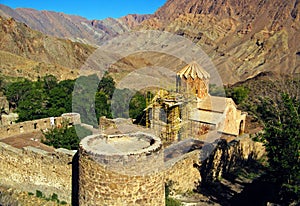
[177,61,210,80]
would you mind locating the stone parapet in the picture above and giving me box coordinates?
[78,132,165,205]
[0,113,81,139]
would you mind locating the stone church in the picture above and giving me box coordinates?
[146,62,247,143]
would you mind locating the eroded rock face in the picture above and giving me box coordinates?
[0,16,96,80]
[140,0,300,84]
[1,1,299,85]
[0,4,149,46]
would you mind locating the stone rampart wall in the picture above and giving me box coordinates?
[0,113,81,139]
[165,150,201,193]
[200,136,265,183]
[0,142,74,203]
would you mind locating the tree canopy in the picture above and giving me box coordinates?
[42,122,92,150]
[261,93,300,203]
[4,74,147,127]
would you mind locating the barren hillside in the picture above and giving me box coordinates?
[0,4,150,46]
[140,0,300,84]
[0,16,96,80]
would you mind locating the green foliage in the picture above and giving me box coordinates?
[4,73,147,129]
[43,75,58,91]
[5,79,32,107]
[98,72,116,98]
[209,84,226,97]
[111,88,132,118]
[51,193,58,202]
[261,93,300,203]
[36,190,43,198]
[95,91,112,120]
[165,197,182,206]
[4,77,75,121]
[42,122,92,150]
[165,182,182,206]
[226,86,249,105]
[34,190,66,204]
[129,91,146,123]
[111,89,147,124]
[72,74,100,127]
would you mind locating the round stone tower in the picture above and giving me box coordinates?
[78,132,165,205]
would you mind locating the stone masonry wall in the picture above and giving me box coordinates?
[78,151,165,205]
[200,136,265,183]
[0,142,74,203]
[165,150,201,193]
[0,113,80,139]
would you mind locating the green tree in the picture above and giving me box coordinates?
[72,74,100,127]
[95,91,111,120]
[42,122,92,150]
[129,92,146,124]
[261,93,300,203]
[98,73,116,98]
[226,86,249,105]
[5,79,33,107]
[16,88,47,121]
[111,88,132,118]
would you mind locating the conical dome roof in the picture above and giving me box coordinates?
[177,61,210,80]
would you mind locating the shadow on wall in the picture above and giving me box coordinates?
[72,152,79,206]
[195,139,268,205]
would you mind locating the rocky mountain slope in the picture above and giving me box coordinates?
[140,0,300,84]
[1,1,299,84]
[0,4,150,46]
[0,16,96,80]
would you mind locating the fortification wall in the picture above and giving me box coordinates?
[0,142,74,203]
[165,150,201,193]
[0,113,81,139]
[200,136,265,183]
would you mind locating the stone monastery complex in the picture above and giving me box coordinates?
[0,62,263,205]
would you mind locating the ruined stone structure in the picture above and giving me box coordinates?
[0,97,18,126]
[0,63,256,205]
[0,97,9,115]
[0,109,264,206]
[78,132,165,205]
[146,62,247,143]
[0,112,81,139]
[0,142,74,203]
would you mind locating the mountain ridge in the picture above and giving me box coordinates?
[0,16,96,80]
[0,4,150,46]
[1,1,300,84]
[139,0,300,84]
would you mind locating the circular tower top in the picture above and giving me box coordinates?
[79,132,163,175]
